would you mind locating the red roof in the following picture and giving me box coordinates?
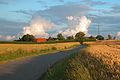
[36,38,47,42]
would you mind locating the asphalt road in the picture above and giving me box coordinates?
[0,45,87,80]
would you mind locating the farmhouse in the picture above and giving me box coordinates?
[35,38,47,42]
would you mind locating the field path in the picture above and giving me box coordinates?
[0,45,87,80]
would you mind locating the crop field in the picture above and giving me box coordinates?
[0,42,80,61]
[84,44,120,80]
[42,40,120,80]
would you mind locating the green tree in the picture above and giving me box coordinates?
[89,36,95,39]
[66,36,74,40]
[20,34,35,42]
[108,35,112,40]
[47,36,55,41]
[75,32,85,45]
[113,36,116,40]
[57,33,65,40]
[96,35,104,40]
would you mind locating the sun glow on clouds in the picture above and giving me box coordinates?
[117,32,120,36]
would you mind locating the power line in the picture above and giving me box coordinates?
[91,24,100,35]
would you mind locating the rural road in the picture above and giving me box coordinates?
[0,45,87,80]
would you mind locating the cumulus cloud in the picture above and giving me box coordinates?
[22,16,56,37]
[66,16,74,20]
[62,16,91,36]
[117,32,120,36]
[0,35,16,40]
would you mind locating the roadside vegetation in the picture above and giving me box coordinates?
[41,40,120,80]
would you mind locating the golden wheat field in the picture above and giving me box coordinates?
[0,42,80,54]
[84,41,120,79]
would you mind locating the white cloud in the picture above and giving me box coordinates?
[23,16,56,37]
[62,16,91,36]
[117,32,120,36]
[66,16,74,20]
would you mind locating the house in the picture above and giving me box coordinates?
[35,38,47,42]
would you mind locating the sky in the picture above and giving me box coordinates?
[0,0,120,40]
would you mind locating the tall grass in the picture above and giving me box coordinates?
[40,52,92,80]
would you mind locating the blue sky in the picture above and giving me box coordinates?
[0,0,120,40]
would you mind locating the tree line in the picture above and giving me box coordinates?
[17,32,113,45]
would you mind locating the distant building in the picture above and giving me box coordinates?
[35,38,47,42]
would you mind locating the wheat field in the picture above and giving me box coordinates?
[40,40,120,80]
[84,41,120,79]
[0,42,80,61]
[0,42,79,54]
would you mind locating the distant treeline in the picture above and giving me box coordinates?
[0,39,96,44]
[1,31,112,44]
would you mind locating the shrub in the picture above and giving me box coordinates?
[51,47,57,50]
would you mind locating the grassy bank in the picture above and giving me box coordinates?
[0,42,80,63]
[40,49,92,80]
[41,43,120,80]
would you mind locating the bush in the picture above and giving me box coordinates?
[51,47,57,50]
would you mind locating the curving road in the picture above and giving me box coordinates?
[0,45,87,80]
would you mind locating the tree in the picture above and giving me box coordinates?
[113,36,116,40]
[108,35,112,40]
[57,33,65,40]
[66,36,74,40]
[89,36,95,39]
[96,35,104,40]
[75,32,85,45]
[20,34,35,42]
[47,36,55,41]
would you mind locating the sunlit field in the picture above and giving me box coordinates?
[41,40,120,80]
[0,42,80,62]
[83,44,120,79]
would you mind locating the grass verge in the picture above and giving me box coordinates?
[39,49,93,80]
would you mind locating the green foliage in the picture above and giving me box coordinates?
[89,36,96,39]
[41,51,93,80]
[66,36,74,40]
[47,37,54,41]
[108,35,112,40]
[113,36,116,40]
[51,47,57,50]
[75,32,85,45]
[20,34,35,42]
[96,35,104,40]
[57,34,65,40]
